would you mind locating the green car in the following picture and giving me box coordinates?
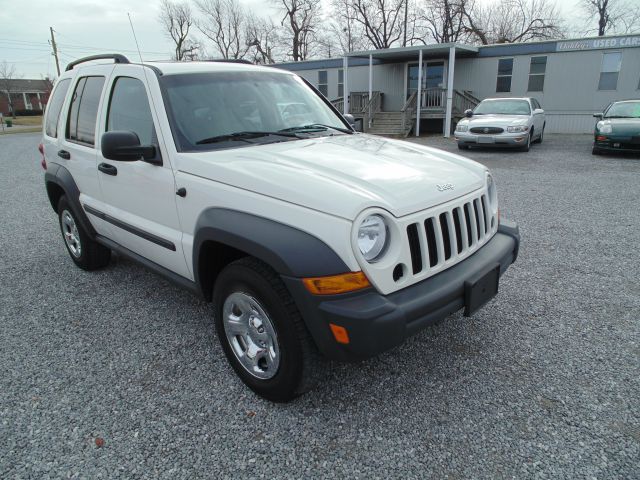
[592,100,640,155]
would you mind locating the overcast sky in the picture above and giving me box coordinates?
[1,0,577,79]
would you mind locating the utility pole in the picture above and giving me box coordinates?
[403,0,409,47]
[49,27,61,77]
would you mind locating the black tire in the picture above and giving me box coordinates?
[57,196,111,271]
[457,143,469,150]
[592,146,602,155]
[535,124,545,144]
[213,257,320,402]
[521,131,532,152]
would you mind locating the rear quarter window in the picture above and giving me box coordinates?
[44,79,71,138]
[66,76,105,146]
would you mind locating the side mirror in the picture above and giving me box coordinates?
[464,109,473,118]
[101,131,159,164]
[343,113,356,126]
[533,108,544,115]
[593,113,603,119]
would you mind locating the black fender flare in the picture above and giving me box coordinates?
[44,163,97,239]
[193,208,350,296]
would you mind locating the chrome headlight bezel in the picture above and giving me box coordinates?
[456,123,468,132]
[356,214,390,263]
[507,125,528,133]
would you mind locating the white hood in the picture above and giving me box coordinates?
[175,134,487,220]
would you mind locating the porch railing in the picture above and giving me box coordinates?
[453,90,480,114]
[363,91,382,128]
[401,90,418,134]
[421,87,447,109]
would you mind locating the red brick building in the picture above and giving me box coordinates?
[0,79,53,115]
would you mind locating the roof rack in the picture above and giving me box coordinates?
[206,59,254,65]
[65,54,130,71]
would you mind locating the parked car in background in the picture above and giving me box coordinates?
[455,97,545,152]
[592,100,640,155]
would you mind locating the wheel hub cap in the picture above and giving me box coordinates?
[61,210,81,258]
[222,292,280,380]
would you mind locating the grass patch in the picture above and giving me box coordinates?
[9,116,43,126]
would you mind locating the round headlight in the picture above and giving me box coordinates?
[357,214,388,262]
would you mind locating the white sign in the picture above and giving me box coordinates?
[556,35,640,52]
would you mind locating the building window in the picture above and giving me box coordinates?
[338,69,344,98]
[598,52,622,90]
[527,56,547,92]
[318,70,328,97]
[66,76,105,146]
[496,58,513,93]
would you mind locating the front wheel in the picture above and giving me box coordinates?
[535,125,545,144]
[521,132,532,152]
[58,196,111,270]
[457,143,469,150]
[213,257,319,402]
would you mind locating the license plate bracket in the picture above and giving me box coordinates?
[464,264,500,317]
[477,136,495,144]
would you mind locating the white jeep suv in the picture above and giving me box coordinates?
[42,54,520,402]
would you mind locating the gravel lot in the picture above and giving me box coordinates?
[1,132,638,479]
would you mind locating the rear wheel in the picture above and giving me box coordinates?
[457,143,469,150]
[213,257,320,402]
[592,146,602,155]
[58,196,111,270]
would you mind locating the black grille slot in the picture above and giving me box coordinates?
[439,213,452,260]
[473,199,482,239]
[452,209,463,254]
[481,195,490,234]
[470,126,504,134]
[463,203,473,245]
[406,223,422,274]
[425,218,438,267]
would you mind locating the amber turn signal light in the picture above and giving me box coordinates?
[302,271,370,295]
[329,323,350,344]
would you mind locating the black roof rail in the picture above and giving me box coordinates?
[206,59,254,65]
[65,54,130,71]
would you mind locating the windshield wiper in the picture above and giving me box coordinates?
[196,131,300,145]
[279,123,352,134]
[605,115,634,119]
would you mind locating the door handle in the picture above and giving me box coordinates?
[98,162,118,176]
[57,150,71,160]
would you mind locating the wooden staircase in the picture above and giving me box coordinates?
[367,112,410,136]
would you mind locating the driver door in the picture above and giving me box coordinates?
[94,67,190,279]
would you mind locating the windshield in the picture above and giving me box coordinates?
[160,71,349,151]
[474,99,531,116]
[604,101,640,118]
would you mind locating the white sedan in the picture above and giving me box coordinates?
[455,97,546,152]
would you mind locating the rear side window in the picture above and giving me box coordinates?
[107,77,156,145]
[66,76,105,146]
[44,79,71,138]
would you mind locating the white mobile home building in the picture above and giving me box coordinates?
[274,34,640,136]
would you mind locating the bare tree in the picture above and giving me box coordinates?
[245,15,282,64]
[351,0,405,49]
[578,0,640,36]
[0,61,20,118]
[463,0,565,45]
[419,0,473,43]
[275,0,322,61]
[159,0,199,60]
[329,0,368,52]
[197,0,253,59]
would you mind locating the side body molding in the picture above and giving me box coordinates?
[193,208,350,295]
[44,163,96,239]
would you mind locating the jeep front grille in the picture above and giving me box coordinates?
[406,193,494,276]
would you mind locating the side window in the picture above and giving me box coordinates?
[598,52,622,90]
[44,79,71,138]
[527,56,546,92]
[66,76,105,146]
[318,70,328,97]
[107,77,156,145]
[496,58,513,93]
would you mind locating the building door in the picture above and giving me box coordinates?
[407,61,446,107]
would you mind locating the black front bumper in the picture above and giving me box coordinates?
[283,220,520,362]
